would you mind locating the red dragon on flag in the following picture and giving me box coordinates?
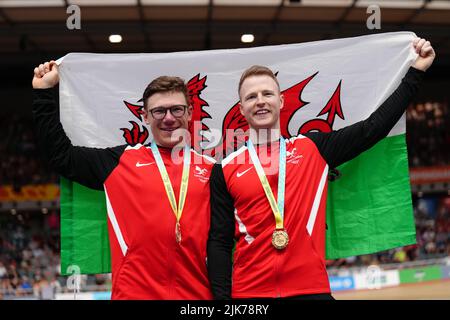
[120,72,344,159]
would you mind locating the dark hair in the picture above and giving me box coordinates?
[238,65,280,97]
[142,76,189,110]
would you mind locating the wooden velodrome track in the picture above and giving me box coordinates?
[333,279,450,300]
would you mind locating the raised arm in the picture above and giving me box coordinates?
[32,61,125,190]
[305,37,435,169]
[207,163,235,299]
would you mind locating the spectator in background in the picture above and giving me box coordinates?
[45,210,59,235]
[0,115,57,187]
[34,278,55,300]
[404,244,419,261]
[435,225,447,253]
[407,100,450,167]
[18,275,33,296]
[393,248,408,263]
[0,262,7,280]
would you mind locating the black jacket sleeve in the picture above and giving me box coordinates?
[304,67,425,168]
[32,88,126,190]
[207,163,235,300]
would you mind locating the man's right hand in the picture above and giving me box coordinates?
[32,60,59,89]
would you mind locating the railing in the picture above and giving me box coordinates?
[326,256,449,276]
[1,256,449,299]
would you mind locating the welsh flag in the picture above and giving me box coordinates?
[58,32,418,275]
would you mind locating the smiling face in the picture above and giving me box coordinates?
[239,74,284,132]
[143,91,192,148]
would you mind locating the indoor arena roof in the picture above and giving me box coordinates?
[0,0,449,61]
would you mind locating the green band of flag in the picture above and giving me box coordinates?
[326,133,416,259]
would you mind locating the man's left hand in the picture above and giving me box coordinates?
[413,37,436,72]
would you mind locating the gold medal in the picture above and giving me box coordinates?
[175,221,182,244]
[272,229,289,250]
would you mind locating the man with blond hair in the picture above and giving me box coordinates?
[207,37,435,300]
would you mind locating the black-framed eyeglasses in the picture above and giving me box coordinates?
[148,105,188,120]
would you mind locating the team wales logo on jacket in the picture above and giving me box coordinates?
[286,148,304,164]
[193,165,209,183]
[119,72,344,159]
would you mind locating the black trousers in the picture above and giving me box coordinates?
[237,293,335,300]
[281,293,335,300]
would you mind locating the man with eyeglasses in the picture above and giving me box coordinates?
[32,62,215,299]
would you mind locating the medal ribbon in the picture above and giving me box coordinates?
[151,143,190,227]
[247,137,286,229]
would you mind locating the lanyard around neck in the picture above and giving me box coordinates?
[151,143,190,224]
[247,138,286,229]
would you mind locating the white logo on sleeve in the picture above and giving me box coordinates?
[236,167,252,178]
[136,162,154,167]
